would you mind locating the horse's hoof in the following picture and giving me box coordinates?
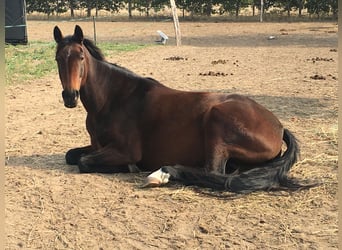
[141,168,171,188]
[65,150,79,165]
[66,155,78,165]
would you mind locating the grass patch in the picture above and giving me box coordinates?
[5,41,56,85]
[97,42,149,60]
[5,41,148,85]
[98,42,147,57]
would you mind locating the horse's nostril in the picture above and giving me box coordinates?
[75,90,80,100]
[62,90,67,99]
[62,89,79,108]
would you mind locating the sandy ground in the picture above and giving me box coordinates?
[5,20,338,249]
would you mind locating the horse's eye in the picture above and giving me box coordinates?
[80,53,84,60]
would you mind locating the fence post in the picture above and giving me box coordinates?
[93,16,97,44]
[260,0,264,22]
[170,0,181,46]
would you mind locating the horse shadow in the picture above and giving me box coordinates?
[179,32,338,48]
[6,153,247,199]
[250,94,336,120]
[5,153,147,185]
[202,89,336,120]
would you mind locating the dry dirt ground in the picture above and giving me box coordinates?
[6,21,338,249]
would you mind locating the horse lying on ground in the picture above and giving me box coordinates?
[53,25,312,193]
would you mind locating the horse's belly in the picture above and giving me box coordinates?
[140,126,205,170]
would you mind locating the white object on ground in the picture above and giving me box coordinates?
[157,30,168,45]
[142,168,171,187]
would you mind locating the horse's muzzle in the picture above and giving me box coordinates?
[62,89,79,108]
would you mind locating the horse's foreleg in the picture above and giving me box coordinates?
[66,145,93,165]
[77,145,141,173]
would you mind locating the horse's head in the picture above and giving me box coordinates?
[54,25,86,108]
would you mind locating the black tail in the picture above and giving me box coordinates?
[162,129,312,193]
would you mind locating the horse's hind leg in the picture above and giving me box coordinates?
[65,145,93,165]
[204,106,233,175]
[204,138,230,175]
[204,101,283,175]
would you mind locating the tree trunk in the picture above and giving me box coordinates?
[146,0,151,17]
[205,1,212,16]
[70,0,75,17]
[298,0,303,17]
[235,0,241,18]
[128,0,132,18]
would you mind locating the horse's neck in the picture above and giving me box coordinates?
[80,58,107,113]
[81,57,139,113]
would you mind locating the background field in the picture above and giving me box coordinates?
[5,20,338,249]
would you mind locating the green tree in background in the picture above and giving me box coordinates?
[218,0,251,17]
[25,0,338,19]
[305,0,337,17]
[176,0,214,18]
[26,0,67,16]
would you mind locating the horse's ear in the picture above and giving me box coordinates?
[73,25,84,44]
[53,26,63,43]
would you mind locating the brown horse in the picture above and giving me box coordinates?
[53,25,306,193]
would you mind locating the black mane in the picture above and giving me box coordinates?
[83,38,137,75]
[83,38,105,61]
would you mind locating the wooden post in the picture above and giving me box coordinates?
[170,0,181,46]
[93,16,97,45]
